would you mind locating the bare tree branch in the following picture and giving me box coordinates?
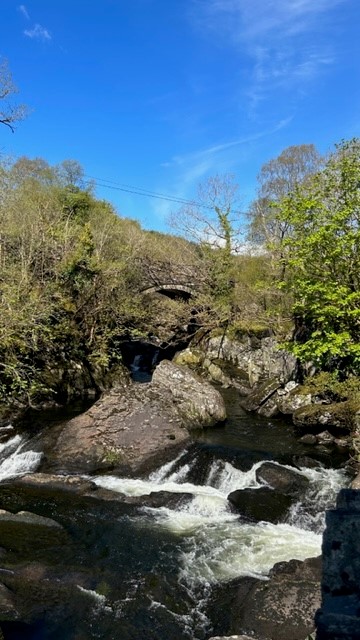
[0,59,28,133]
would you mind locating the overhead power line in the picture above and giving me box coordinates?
[84,173,214,210]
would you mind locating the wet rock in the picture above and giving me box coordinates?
[209,636,257,640]
[41,360,226,476]
[292,455,324,470]
[13,473,97,494]
[227,487,293,523]
[240,379,281,412]
[0,582,19,621]
[256,462,309,495]
[316,489,360,639]
[229,556,321,640]
[0,510,67,554]
[299,434,317,445]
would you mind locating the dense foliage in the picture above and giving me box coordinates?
[1,136,359,409]
[0,157,150,405]
[275,139,360,375]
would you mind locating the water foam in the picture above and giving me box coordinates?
[0,435,43,482]
[93,456,345,585]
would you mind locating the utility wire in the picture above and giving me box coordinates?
[86,173,246,216]
[4,152,245,214]
[84,173,215,210]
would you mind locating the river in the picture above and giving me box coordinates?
[0,388,349,640]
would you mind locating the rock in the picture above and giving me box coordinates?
[316,489,360,639]
[209,636,257,640]
[278,385,312,415]
[41,361,225,476]
[228,487,293,523]
[0,582,19,621]
[151,360,226,428]
[334,437,349,449]
[12,473,97,494]
[0,510,67,554]
[292,455,324,470]
[257,391,281,417]
[240,379,281,412]
[228,556,321,640]
[173,348,203,369]
[293,401,355,434]
[299,434,317,445]
[204,360,232,387]
[256,462,309,495]
[351,472,360,489]
[316,430,335,445]
[205,336,297,388]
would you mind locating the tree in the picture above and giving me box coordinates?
[248,144,322,247]
[170,174,244,329]
[276,138,360,375]
[171,173,243,249]
[0,59,27,132]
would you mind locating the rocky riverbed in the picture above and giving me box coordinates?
[0,359,350,639]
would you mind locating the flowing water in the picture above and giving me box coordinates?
[0,391,350,640]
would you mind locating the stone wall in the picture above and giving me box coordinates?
[316,489,360,639]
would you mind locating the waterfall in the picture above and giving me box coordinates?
[0,433,43,481]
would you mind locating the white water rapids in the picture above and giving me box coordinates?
[0,432,347,588]
[0,433,42,481]
[0,428,349,639]
[93,451,348,586]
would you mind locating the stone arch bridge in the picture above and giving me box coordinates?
[139,259,204,299]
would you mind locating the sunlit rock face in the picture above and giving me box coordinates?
[41,360,226,476]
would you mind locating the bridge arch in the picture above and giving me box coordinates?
[141,283,195,300]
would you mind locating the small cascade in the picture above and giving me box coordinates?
[93,454,347,588]
[0,434,43,482]
[286,465,348,533]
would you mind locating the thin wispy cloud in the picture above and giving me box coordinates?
[192,0,346,115]
[18,4,30,20]
[24,23,51,41]
[155,116,293,222]
[167,116,293,170]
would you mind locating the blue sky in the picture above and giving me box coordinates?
[1,0,360,231]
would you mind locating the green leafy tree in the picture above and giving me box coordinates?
[277,138,360,374]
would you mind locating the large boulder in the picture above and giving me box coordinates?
[151,360,226,428]
[41,360,226,476]
[0,509,68,555]
[255,462,309,496]
[228,487,293,523]
[293,401,357,434]
[229,556,321,639]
